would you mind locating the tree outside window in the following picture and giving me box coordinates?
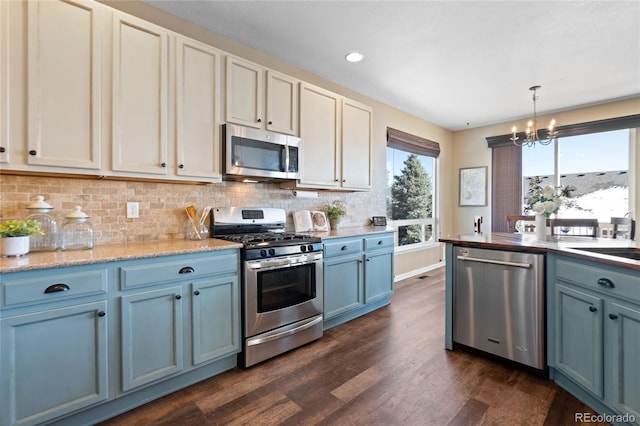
[387,149,435,247]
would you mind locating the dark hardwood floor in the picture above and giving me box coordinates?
[101,267,608,426]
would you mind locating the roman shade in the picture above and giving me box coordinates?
[387,127,440,157]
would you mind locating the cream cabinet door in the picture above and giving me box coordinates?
[176,36,221,182]
[0,0,8,164]
[266,70,298,136]
[225,56,264,128]
[112,12,168,176]
[299,82,340,188]
[341,98,372,190]
[26,0,103,170]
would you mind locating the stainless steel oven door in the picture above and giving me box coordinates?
[244,251,323,337]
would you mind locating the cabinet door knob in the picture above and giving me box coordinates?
[44,283,70,293]
[161,162,167,168]
[609,313,618,320]
[0,147,5,153]
[98,311,106,317]
[179,164,184,169]
[268,121,273,125]
[597,278,615,288]
[175,295,182,300]
[179,266,194,274]
[257,118,262,123]
[335,179,339,182]
[589,306,597,312]
[366,258,370,262]
[29,150,37,156]
[194,290,200,296]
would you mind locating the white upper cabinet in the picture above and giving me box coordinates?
[0,0,8,164]
[225,56,299,136]
[341,98,372,190]
[266,70,298,135]
[297,82,372,191]
[26,0,103,170]
[225,56,264,129]
[175,36,222,182]
[111,11,168,176]
[298,82,341,188]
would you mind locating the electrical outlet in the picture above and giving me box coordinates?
[126,202,139,219]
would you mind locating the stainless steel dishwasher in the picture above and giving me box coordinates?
[453,246,545,369]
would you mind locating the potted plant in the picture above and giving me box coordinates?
[0,219,44,257]
[325,200,347,230]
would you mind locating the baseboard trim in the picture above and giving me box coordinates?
[394,261,445,282]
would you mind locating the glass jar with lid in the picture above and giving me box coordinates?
[61,206,94,250]
[25,195,58,251]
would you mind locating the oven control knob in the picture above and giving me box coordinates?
[307,244,314,252]
[260,249,267,257]
[268,248,276,256]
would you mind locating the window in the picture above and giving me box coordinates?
[386,128,439,250]
[522,129,631,222]
[487,114,639,233]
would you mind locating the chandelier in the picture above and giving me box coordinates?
[511,85,557,147]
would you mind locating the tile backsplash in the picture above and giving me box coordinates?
[0,175,385,246]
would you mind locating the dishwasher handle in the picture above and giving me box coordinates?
[456,255,532,269]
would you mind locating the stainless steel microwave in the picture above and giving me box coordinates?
[223,123,301,181]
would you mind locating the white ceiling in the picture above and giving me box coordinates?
[143,0,640,131]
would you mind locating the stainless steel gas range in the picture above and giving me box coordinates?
[211,207,324,367]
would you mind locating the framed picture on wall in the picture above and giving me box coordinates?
[459,166,487,206]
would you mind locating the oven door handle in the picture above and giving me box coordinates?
[247,255,321,271]
[246,315,323,347]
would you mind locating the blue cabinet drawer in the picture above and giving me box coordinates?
[324,238,363,258]
[2,268,108,308]
[364,233,394,251]
[120,252,238,290]
[555,257,640,304]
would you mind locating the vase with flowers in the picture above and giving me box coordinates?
[524,176,574,240]
[325,200,347,230]
[0,219,44,257]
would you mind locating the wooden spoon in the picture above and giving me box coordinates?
[185,205,202,239]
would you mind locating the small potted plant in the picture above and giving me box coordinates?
[0,219,44,257]
[325,200,347,230]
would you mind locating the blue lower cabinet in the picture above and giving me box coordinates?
[120,286,184,392]
[322,233,394,329]
[549,254,640,425]
[1,301,109,426]
[606,302,640,421]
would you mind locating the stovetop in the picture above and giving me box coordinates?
[211,207,323,259]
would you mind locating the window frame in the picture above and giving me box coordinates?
[386,146,439,253]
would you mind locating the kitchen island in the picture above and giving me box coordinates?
[440,233,640,426]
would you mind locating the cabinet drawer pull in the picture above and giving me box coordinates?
[194,290,200,296]
[589,306,597,312]
[179,266,195,274]
[377,240,383,245]
[44,283,70,294]
[597,278,615,288]
[609,313,618,320]
[175,295,182,300]
[98,311,106,317]
[341,246,348,251]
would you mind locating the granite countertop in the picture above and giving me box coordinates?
[439,232,640,271]
[1,226,395,274]
[0,239,243,274]
[311,225,395,239]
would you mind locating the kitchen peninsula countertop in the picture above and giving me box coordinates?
[440,232,640,271]
[0,239,243,274]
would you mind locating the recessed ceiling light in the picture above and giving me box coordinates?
[345,52,364,63]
